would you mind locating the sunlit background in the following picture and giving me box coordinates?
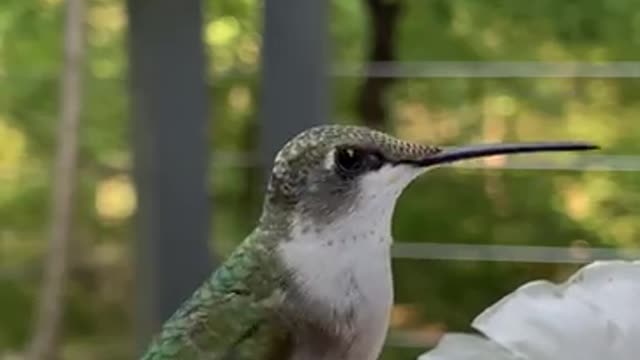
[1,0,640,359]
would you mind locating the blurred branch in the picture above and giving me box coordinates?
[357,0,402,130]
[26,0,86,359]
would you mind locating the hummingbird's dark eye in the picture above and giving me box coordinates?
[335,147,366,174]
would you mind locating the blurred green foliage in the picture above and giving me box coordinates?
[1,0,639,358]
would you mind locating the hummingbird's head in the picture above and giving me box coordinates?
[260,125,598,233]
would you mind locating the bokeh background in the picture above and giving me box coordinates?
[1,0,640,359]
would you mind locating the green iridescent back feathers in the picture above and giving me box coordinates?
[140,230,291,360]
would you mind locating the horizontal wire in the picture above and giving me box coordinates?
[3,243,635,280]
[6,61,640,81]
[392,242,640,263]
[333,61,640,78]
[1,154,639,178]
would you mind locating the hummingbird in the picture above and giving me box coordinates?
[141,125,598,360]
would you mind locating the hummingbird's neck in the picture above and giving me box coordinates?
[276,205,395,360]
[275,171,404,310]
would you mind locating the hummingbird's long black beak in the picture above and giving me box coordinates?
[414,142,599,167]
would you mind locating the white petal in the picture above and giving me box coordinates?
[472,261,640,360]
[417,260,640,360]
[417,333,519,360]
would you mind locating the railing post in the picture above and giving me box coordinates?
[126,0,213,353]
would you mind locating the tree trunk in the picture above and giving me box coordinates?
[26,0,86,358]
[357,0,402,130]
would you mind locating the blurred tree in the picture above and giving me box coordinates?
[26,0,86,359]
[357,0,402,130]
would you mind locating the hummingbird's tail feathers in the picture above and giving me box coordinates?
[418,260,640,360]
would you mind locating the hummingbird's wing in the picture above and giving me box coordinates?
[141,232,292,360]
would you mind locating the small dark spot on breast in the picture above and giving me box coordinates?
[301,225,312,235]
